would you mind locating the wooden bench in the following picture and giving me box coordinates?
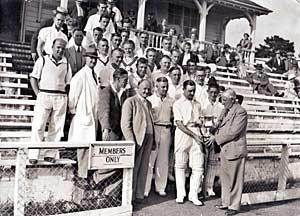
[0,72,29,96]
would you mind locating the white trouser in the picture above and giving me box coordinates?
[174,127,204,199]
[29,92,67,160]
[145,126,171,194]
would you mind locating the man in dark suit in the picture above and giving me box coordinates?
[266,50,286,74]
[284,52,299,72]
[30,7,68,61]
[199,40,219,64]
[68,0,89,30]
[179,42,199,66]
[208,88,248,215]
[99,68,131,141]
[65,28,86,76]
[121,79,155,202]
[246,64,282,96]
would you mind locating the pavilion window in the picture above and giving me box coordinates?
[168,3,200,37]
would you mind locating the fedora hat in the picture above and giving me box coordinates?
[83,46,99,58]
[255,63,264,70]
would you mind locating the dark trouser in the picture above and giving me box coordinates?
[132,133,154,200]
[220,153,246,211]
[258,84,278,96]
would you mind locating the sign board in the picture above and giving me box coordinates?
[88,141,135,169]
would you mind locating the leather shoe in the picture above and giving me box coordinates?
[225,209,238,215]
[215,205,228,210]
[29,159,38,165]
[44,157,56,163]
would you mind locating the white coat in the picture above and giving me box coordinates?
[68,65,99,141]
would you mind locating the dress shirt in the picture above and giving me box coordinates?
[38,24,68,55]
[110,83,125,101]
[148,93,174,126]
[195,84,208,108]
[168,82,183,100]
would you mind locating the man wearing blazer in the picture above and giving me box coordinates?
[99,68,131,141]
[66,28,86,76]
[209,88,248,216]
[179,42,199,66]
[121,79,155,202]
[266,50,286,74]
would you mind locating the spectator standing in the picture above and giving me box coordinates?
[99,48,124,88]
[99,68,130,141]
[94,38,110,79]
[84,0,115,41]
[157,18,168,34]
[145,12,158,32]
[209,89,248,216]
[136,32,149,57]
[66,28,86,76]
[179,42,199,66]
[239,33,252,49]
[168,67,183,100]
[31,7,68,61]
[127,9,137,28]
[200,40,219,64]
[195,69,209,108]
[152,55,171,83]
[36,8,68,57]
[120,29,130,47]
[129,58,151,90]
[107,0,123,28]
[29,38,72,164]
[146,48,158,73]
[188,32,200,54]
[82,27,103,48]
[145,77,175,197]
[120,40,139,75]
[68,45,100,178]
[121,79,155,202]
[202,83,224,197]
[68,0,89,30]
[173,80,205,206]
[156,37,172,66]
[184,59,198,81]
[110,33,122,53]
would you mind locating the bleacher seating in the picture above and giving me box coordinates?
[0,39,300,153]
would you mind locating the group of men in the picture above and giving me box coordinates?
[28,1,248,215]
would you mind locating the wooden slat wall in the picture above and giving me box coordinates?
[23,0,61,39]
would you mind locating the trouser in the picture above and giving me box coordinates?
[258,84,278,96]
[29,92,67,160]
[132,133,154,200]
[174,131,204,199]
[145,126,171,194]
[205,150,220,191]
[220,153,246,210]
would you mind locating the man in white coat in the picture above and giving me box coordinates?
[68,45,100,178]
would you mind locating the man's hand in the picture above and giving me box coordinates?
[102,129,110,141]
[31,53,37,62]
[206,135,216,147]
[193,134,203,146]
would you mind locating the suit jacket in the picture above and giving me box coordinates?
[285,58,299,71]
[178,52,199,66]
[200,46,219,63]
[215,103,248,160]
[69,3,89,30]
[121,95,154,147]
[266,57,286,73]
[30,19,68,54]
[246,71,269,89]
[66,46,86,76]
[98,85,131,136]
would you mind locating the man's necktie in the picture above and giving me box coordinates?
[92,70,97,84]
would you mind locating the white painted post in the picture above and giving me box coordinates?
[136,0,146,29]
[249,14,257,64]
[14,148,27,216]
[60,0,68,10]
[199,0,207,50]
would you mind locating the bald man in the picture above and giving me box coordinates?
[208,88,248,215]
[121,79,155,203]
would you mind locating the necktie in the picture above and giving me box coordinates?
[75,47,82,71]
[92,70,97,84]
[77,47,81,53]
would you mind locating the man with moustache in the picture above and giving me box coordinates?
[121,79,155,203]
[208,88,248,216]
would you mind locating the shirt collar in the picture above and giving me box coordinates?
[49,55,67,64]
[51,23,62,32]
